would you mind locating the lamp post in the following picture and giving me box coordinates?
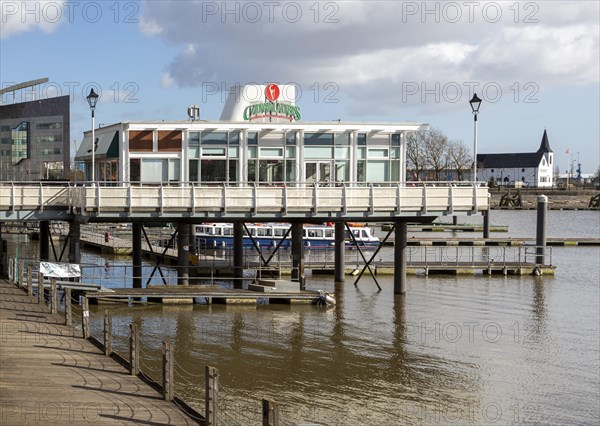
[469,93,482,184]
[86,88,99,182]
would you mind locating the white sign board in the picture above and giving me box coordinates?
[39,262,81,278]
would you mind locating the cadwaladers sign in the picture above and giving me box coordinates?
[243,83,301,122]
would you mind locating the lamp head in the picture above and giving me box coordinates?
[87,88,99,110]
[469,93,482,115]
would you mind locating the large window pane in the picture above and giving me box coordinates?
[335,161,349,181]
[201,159,226,182]
[304,133,334,145]
[201,131,228,144]
[130,159,140,181]
[169,159,180,182]
[285,160,297,182]
[304,146,333,159]
[189,160,199,181]
[228,160,238,183]
[367,160,388,182]
[334,147,349,159]
[141,159,166,182]
[260,147,283,158]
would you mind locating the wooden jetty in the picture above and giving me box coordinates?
[0,278,200,425]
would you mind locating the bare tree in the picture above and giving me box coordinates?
[447,140,472,181]
[406,131,427,180]
[422,128,449,181]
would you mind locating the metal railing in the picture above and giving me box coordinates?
[0,180,489,218]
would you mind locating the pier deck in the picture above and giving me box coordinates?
[86,284,324,304]
[0,279,198,425]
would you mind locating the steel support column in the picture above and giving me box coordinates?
[334,221,345,283]
[39,221,50,261]
[177,222,189,285]
[233,222,244,288]
[394,221,408,295]
[132,223,142,288]
[68,221,81,264]
[291,223,305,290]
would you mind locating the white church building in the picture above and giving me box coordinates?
[477,130,554,188]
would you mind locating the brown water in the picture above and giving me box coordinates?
[7,210,600,425]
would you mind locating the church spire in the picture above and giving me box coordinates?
[538,129,552,152]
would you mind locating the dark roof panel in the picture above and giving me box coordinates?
[477,152,543,168]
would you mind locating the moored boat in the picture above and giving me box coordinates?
[195,223,379,249]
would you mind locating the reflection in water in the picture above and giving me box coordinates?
[3,211,600,425]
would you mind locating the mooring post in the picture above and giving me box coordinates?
[27,266,33,297]
[262,399,280,426]
[394,221,408,295]
[233,222,244,289]
[334,221,345,283]
[39,221,50,261]
[162,341,174,401]
[103,309,112,356]
[130,323,139,376]
[65,288,72,326]
[82,297,90,339]
[50,278,58,314]
[536,194,548,265]
[38,272,45,305]
[205,366,220,426]
[483,207,491,239]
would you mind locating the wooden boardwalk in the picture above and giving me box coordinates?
[0,279,199,425]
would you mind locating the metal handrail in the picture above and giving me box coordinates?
[0,181,489,217]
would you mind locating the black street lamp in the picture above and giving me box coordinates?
[469,93,482,183]
[86,88,99,182]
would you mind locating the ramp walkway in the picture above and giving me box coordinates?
[0,279,198,425]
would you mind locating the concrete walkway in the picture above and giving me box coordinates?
[0,279,198,425]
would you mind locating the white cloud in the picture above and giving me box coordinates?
[160,72,175,89]
[138,16,163,36]
[136,1,599,115]
[0,0,66,39]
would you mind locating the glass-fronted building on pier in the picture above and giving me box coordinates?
[75,84,427,185]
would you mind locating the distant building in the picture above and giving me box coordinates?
[0,88,70,181]
[477,130,554,188]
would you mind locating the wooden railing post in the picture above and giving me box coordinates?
[38,272,45,305]
[262,399,280,426]
[162,341,174,401]
[103,309,112,356]
[65,288,72,326]
[50,278,58,314]
[82,297,89,339]
[27,266,33,297]
[130,323,139,376]
[205,366,220,426]
[17,259,22,287]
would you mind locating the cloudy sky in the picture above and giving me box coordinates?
[1,0,599,175]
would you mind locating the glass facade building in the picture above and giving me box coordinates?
[0,96,70,181]
[75,120,427,186]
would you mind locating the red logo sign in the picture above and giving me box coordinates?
[265,84,280,102]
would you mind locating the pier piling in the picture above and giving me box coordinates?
[536,195,548,265]
[335,221,345,283]
[394,221,408,294]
